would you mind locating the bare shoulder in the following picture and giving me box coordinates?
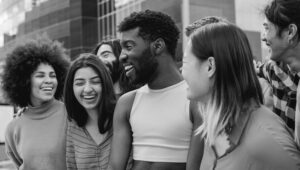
[115,89,138,120]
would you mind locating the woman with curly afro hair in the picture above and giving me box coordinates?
[2,37,70,170]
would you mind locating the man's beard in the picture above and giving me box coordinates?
[133,47,158,85]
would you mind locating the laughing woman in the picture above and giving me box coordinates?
[182,21,300,170]
[2,38,70,170]
[64,53,117,170]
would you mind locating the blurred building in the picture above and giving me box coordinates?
[0,0,98,61]
[0,0,266,61]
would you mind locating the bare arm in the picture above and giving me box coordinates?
[110,91,136,170]
[186,101,204,170]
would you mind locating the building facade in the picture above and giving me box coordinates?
[0,0,265,61]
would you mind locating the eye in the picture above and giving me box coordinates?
[35,74,44,78]
[50,73,57,78]
[91,78,101,84]
[125,45,132,50]
[101,52,111,58]
[74,80,85,86]
[103,54,109,58]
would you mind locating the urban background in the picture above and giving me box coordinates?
[0,0,268,169]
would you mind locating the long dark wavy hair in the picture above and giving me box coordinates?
[64,53,116,133]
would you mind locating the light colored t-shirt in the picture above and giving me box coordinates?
[5,99,67,170]
[130,81,193,162]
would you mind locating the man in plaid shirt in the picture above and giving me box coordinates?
[261,0,300,146]
[257,61,299,130]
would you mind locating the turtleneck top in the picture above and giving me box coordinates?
[5,99,67,170]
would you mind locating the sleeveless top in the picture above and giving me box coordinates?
[130,81,193,162]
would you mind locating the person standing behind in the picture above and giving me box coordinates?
[93,39,139,98]
[2,37,70,170]
[110,10,203,170]
[182,19,300,170]
[64,53,131,170]
[259,0,300,145]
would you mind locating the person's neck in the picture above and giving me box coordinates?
[30,98,54,108]
[147,56,183,89]
[86,109,98,126]
[282,43,300,73]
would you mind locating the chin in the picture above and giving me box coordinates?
[82,104,98,110]
[187,93,197,101]
[269,51,282,62]
[42,96,54,102]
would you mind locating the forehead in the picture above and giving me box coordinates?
[120,27,147,45]
[34,63,54,72]
[184,40,193,55]
[263,18,274,27]
[97,44,113,55]
[98,44,113,53]
[74,67,98,77]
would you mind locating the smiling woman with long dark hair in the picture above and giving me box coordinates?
[64,53,133,169]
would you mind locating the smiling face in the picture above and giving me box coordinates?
[30,63,58,106]
[120,27,158,85]
[73,67,102,112]
[262,18,290,62]
[182,40,212,103]
[96,44,118,80]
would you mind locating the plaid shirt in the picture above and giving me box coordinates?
[258,61,299,130]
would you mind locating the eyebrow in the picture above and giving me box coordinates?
[74,75,100,81]
[100,50,112,56]
[121,40,135,46]
[34,71,55,74]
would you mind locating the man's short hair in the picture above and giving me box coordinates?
[264,0,300,39]
[118,10,180,58]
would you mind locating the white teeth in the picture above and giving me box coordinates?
[83,95,95,99]
[125,65,133,71]
[42,87,53,90]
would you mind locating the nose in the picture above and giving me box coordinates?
[44,75,53,84]
[83,84,93,93]
[261,32,267,42]
[119,50,128,64]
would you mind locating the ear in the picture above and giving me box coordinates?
[287,23,298,43]
[207,56,216,78]
[151,38,165,55]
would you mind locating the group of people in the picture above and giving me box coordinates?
[2,0,300,169]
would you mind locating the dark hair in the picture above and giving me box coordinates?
[185,16,229,37]
[92,39,122,83]
[2,37,70,107]
[93,39,122,61]
[92,39,140,95]
[118,10,180,58]
[64,53,116,133]
[191,22,263,137]
[264,0,300,39]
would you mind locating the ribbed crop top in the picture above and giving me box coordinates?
[129,81,193,162]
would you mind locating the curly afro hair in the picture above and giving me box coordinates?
[2,37,70,107]
[118,10,180,58]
